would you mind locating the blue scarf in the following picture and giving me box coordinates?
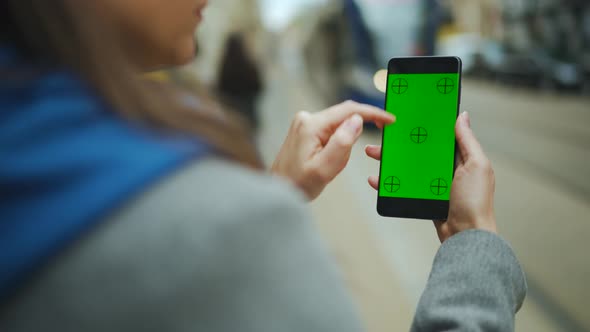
[0,48,211,300]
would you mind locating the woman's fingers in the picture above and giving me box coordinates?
[368,175,379,191]
[365,144,382,161]
[318,100,395,131]
[312,114,364,181]
[455,112,485,163]
[365,145,381,190]
[432,220,448,243]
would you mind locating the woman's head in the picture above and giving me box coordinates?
[0,0,208,69]
[0,0,262,168]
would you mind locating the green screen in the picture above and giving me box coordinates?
[379,73,459,201]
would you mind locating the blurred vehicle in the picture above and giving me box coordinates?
[462,0,590,93]
[299,0,435,109]
[486,0,587,90]
[298,0,590,103]
[347,0,445,105]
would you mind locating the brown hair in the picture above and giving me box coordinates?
[0,0,262,169]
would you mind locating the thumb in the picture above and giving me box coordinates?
[313,114,363,180]
[456,112,484,162]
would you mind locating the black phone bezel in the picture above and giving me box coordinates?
[377,56,462,220]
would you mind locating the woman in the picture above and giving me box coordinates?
[0,0,526,331]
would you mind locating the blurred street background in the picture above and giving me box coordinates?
[171,0,590,330]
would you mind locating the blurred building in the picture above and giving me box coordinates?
[446,0,503,39]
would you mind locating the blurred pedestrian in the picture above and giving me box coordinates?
[217,33,263,129]
[0,1,525,331]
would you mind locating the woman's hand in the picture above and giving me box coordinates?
[272,101,395,201]
[366,112,497,242]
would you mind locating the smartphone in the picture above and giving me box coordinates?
[377,56,462,220]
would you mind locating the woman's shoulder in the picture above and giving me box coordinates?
[1,157,314,331]
[92,155,312,259]
[126,156,309,228]
[96,155,313,270]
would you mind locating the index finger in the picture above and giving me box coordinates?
[318,100,395,130]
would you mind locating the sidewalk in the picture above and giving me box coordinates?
[259,17,590,332]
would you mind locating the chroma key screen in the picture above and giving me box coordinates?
[379,73,459,201]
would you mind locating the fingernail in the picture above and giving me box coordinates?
[463,112,470,128]
[346,114,363,134]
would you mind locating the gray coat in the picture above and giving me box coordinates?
[0,157,527,331]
